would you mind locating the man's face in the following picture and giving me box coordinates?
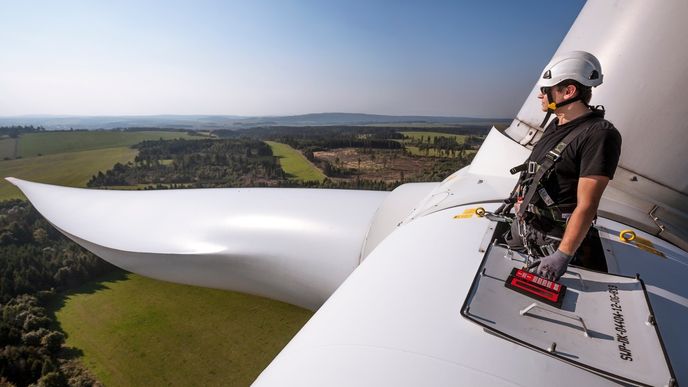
[538,84,575,111]
[538,86,557,112]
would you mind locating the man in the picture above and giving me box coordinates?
[510,51,622,281]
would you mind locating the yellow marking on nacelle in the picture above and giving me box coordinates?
[619,229,665,258]
[454,208,477,219]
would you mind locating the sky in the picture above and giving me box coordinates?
[0,0,586,118]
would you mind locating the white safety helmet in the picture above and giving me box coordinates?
[536,51,603,127]
[538,50,603,88]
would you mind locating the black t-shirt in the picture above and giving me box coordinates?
[527,109,622,206]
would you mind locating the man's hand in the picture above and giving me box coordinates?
[530,250,573,281]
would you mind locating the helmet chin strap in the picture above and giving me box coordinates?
[539,89,582,128]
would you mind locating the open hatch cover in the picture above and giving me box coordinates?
[461,239,676,386]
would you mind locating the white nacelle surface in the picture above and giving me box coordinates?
[254,128,687,385]
[254,204,620,387]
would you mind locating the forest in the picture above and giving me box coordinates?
[0,200,110,386]
[0,126,46,138]
[87,138,283,188]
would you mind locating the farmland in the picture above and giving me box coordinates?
[0,130,196,159]
[0,147,138,200]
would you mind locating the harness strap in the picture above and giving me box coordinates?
[516,123,591,218]
[517,157,556,218]
[527,203,577,223]
[510,161,538,175]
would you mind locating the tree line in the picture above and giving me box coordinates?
[0,126,46,139]
[0,200,110,386]
[404,134,484,158]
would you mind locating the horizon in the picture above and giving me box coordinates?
[0,112,509,119]
[0,111,512,130]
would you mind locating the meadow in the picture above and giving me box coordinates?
[265,141,326,182]
[0,131,197,200]
[0,147,138,200]
[0,130,196,159]
[54,271,312,386]
[0,137,16,159]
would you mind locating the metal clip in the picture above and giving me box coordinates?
[546,150,560,161]
[527,161,537,174]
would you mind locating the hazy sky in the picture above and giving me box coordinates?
[0,1,585,117]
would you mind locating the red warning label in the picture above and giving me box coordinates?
[505,268,567,308]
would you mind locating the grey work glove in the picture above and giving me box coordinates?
[529,250,573,281]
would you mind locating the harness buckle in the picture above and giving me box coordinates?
[527,161,537,174]
[546,150,560,162]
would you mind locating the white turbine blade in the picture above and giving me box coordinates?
[7,178,387,310]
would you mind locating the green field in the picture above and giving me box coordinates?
[54,271,312,386]
[265,141,326,182]
[0,138,17,159]
[0,147,139,200]
[2,130,195,159]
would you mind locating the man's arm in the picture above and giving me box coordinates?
[557,175,610,255]
[534,175,610,280]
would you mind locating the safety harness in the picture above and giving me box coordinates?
[503,109,604,258]
[516,107,606,219]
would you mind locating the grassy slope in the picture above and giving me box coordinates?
[265,141,326,182]
[0,138,17,159]
[0,147,138,200]
[55,272,312,386]
[11,131,195,159]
